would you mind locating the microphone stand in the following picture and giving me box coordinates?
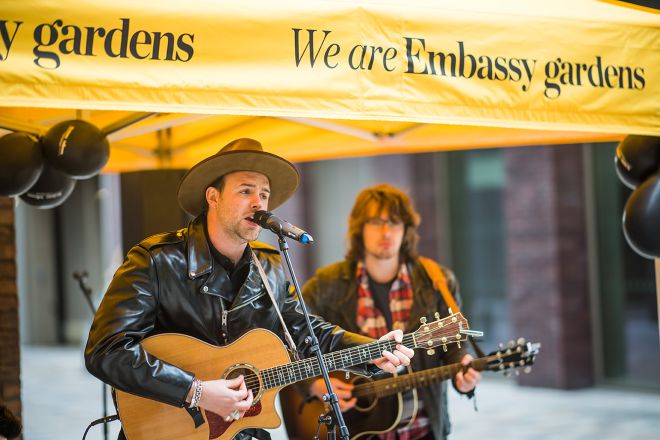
[73,271,109,440]
[276,236,350,440]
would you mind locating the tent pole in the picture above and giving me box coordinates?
[0,116,44,135]
[102,112,156,136]
[656,258,660,342]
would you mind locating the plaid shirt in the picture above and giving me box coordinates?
[355,262,432,440]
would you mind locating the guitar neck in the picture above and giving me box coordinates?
[352,355,494,399]
[261,334,416,390]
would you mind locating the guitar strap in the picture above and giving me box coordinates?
[251,252,301,361]
[418,256,485,358]
[418,256,459,313]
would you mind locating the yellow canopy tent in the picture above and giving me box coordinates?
[0,0,658,171]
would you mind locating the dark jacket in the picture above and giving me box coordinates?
[302,258,471,439]
[84,214,373,438]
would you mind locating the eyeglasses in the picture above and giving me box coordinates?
[364,218,404,228]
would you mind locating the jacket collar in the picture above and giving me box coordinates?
[337,259,357,281]
[186,214,213,279]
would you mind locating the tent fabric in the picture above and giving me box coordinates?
[0,0,658,169]
[0,108,624,171]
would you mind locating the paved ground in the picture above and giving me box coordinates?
[20,345,660,440]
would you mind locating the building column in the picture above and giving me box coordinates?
[505,145,594,389]
[0,197,21,421]
[409,152,452,265]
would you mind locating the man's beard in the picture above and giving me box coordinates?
[367,248,398,260]
[233,223,260,243]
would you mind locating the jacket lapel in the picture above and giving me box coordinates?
[186,215,213,279]
[231,252,264,307]
[185,214,235,302]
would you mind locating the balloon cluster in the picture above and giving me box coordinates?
[614,135,660,259]
[0,120,109,209]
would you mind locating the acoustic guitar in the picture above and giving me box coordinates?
[281,339,540,440]
[115,311,479,440]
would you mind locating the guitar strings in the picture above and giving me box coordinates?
[354,346,534,396]
[239,323,469,390]
[240,336,411,390]
[244,323,466,390]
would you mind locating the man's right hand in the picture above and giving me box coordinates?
[309,377,357,412]
[198,375,253,420]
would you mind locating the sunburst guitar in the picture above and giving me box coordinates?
[115,311,479,440]
[281,338,541,440]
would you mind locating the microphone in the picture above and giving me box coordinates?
[250,211,314,244]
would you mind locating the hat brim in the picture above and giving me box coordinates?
[177,150,299,216]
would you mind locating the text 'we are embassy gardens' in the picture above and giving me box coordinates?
[292,29,646,100]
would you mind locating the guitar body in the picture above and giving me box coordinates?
[115,330,291,440]
[281,339,542,440]
[280,372,419,440]
[109,312,478,440]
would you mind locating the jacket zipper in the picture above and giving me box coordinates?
[219,291,267,343]
[221,309,229,343]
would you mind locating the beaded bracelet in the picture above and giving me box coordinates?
[189,379,203,408]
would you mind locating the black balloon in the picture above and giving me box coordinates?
[614,155,639,190]
[615,135,660,189]
[42,120,109,179]
[623,173,660,259]
[0,132,44,196]
[20,164,76,209]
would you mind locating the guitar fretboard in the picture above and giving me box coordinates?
[259,335,415,390]
[255,312,470,390]
[352,355,497,398]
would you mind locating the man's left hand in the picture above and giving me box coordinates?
[370,329,414,374]
[455,354,481,393]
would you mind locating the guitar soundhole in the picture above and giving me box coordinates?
[224,364,264,403]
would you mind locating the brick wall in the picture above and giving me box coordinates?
[0,196,22,425]
[505,145,594,389]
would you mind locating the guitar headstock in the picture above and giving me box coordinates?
[412,311,483,354]
[484,338,541,375]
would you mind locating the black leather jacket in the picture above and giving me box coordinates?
[85,214,373,427]
[302,259,472,439]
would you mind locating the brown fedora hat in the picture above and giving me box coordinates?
[177,138,299,216]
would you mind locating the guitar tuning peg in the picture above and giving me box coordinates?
[420,317,427,324]
[498,343,505,350]
[514,369,520,376]
[524,366,532,374]
[456,341,461,349]
[519,360,525,367]
[517,337,526,345]
[434,312,440,320]
[448,307,453,315]
[442,344,448,352]
[426,349,435,356]
[508,340,515,348]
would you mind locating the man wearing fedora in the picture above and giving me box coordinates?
[85,138,414,440]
